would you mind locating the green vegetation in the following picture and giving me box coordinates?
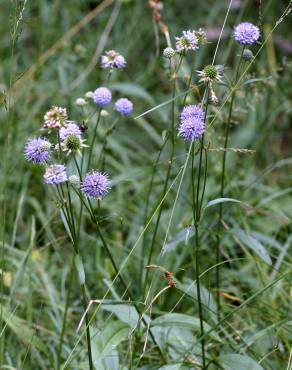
[1,0,292,369]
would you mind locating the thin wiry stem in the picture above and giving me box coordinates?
[84,198,167,363]
[143,54,183,297]
[55,178,94,370]
[139,134,169,290]
[72,159,166,363]
[57,256,74,368]
[191,86,210,370]
[215,46,245,322]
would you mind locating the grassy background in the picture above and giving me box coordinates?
[1,0,292,369]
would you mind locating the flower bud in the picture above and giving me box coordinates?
[163,47,175,58]
[75,98,87,106]
[101,109,109,117]
[242,49,254,61]
[85,91,94,99]
[68,175,80,186]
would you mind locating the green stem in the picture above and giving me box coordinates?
[87,70,112,171]
[57,256,74,368]
[143,54,183,296]
[98,118,118,170]
[139,135,169,291]
[85,199,167,363]
[57,183,94,370]
[87,109,102,171]
[81,283,94,370]
[191,86,210,370]
[215,46,245,323]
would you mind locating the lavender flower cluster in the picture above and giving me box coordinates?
[178,105,205,141]
[24,113,111,198]
[23,50,129,199]
[91,87,133,116]
[176,21,260,140]
[23,50,136,199]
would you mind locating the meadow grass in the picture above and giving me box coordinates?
[1,0,292,369]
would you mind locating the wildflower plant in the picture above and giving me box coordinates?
[23,56,143,369]
[16,3,291,370]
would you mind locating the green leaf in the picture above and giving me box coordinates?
[101,304,141,329]
[204,197,251,210]
[163,227,194,254]
[0,305,46,353]
[219,354,264,370]
[151,313,222,342]
[74,254,85,284]
[244,319,287,348]
[232,228,272,265]
[109,83,154,104]
[91,321,129,370]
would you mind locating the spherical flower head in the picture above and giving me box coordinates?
[44,164,67,185]
[61,134,87,155]
[59,123,82,141]
[176,30,198,52]
[163,47,175,58]
[101,109,109,117]
[24,137,51,163]
[198,64,222,84]
[44,106,68,129]
[114,98,133,116]
[63,134,81,151]
[68,175,80,186]
[100,50,126,69]
[82,171,110,199]
[234,22,260,45]
[178,117,205,141]
[75,98,87,107]
[85,91,94,99]
[242,49,254,61]
[93,87,112,106]
[180,104,205,123]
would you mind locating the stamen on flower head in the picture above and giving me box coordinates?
[44,106,68,129]
[100,50,126,69]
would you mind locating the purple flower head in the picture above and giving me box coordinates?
[82,171,110,198]
[180,104,205,123]
[93,87,112,106]
[59,122,82,141]
[176,30,198,52]
[44,164,67,185]
[234,22,260,45]
[24,137,51,163]
[114,98,133,116]
[101,50,126,69]
[178,117,205,141]
[179,104,205,141]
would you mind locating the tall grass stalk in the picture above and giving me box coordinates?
[143,54,183,297]
[72,161,167,363]
[215,46,245,322]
